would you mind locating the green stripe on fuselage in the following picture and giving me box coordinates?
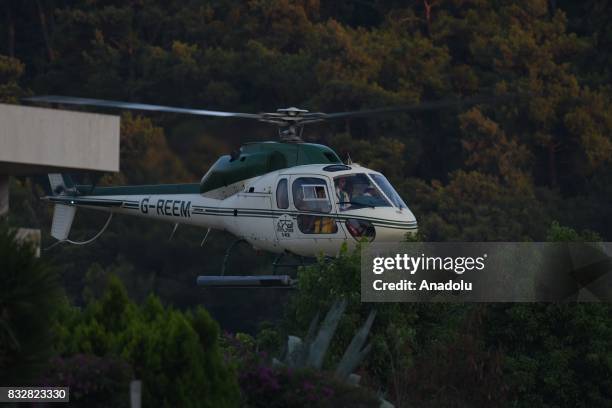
[75,183,200,196]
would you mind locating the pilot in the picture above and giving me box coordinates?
[335,177,351,210]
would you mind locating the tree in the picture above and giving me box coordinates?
[102,113,191,185]
[401,170,550,241]
[483,223,611,407]
[0,227,63,385]
[0,54,26,102]
[55,275,240,407]
[484,302,612,407]
[459,107,533,191]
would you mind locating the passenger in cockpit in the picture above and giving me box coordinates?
[335,177,351,210]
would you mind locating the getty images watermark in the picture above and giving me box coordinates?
[361,243,612,302]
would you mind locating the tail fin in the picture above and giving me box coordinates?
[48,173,74,196]
[47,174,77,240]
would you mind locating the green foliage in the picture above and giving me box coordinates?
[0,54,26,102]
[55,275,240,408]
[395,310,509,407]
[401,171,551,241]
[0,227,63,385]
[484,303,612,407]
[546,220,602,242]
[105,113,191,185]
[285,246,460,389]
[289,245,612,406]
[254,322,284,355]
[287,239,612,406]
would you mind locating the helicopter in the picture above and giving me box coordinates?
[25,94,510,287]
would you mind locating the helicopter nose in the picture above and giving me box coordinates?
[372,224,417,243]
[376,211,418,243]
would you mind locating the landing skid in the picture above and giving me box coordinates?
[196,275,296,288]
[197,239,315,289]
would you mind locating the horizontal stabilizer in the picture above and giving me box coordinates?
[196,275,295,288]
[51,204,76,241]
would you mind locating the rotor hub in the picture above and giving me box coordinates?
[257,107,327,141]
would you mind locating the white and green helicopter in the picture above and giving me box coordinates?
[26,94,503,286]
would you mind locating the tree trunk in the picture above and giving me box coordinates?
[424,0,432,37]
[4,1,15,57]
[35,0,54,62]
[548,142,558,187]
[0,175,9,218]
[548,0,557,17]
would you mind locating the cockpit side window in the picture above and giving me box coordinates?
[276,178,289,209]
[292,177,331,213]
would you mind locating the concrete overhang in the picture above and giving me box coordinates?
[0,103,119,175]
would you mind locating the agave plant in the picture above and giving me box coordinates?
[275,299,392,406]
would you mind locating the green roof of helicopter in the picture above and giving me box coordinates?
[74,142,342,196]
[199,142,342,193]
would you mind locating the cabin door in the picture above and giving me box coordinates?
[273,175,346,255]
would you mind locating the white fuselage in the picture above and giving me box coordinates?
[72,164,417,257]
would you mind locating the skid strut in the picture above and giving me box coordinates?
[197,239,297,288]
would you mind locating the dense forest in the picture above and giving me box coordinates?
[1,0,611,406]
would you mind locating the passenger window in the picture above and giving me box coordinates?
[297,215,338,234]
[276,178,289,209]
[292,177,332,213]
[302,184,327,201]
[292,177,337,234]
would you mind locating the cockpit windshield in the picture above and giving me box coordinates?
[333,173,391,211]
[369,173,407,209]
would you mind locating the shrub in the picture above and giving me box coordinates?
[55,275,240,407]
[484,303,612,407]
[0,227,63,385]
[284,245,460,390]
[224,333,380,408]
[241,365,380,408]
[41,354,132,407]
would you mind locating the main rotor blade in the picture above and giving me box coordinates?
[24,95,261,119]
[322,94,521,120]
